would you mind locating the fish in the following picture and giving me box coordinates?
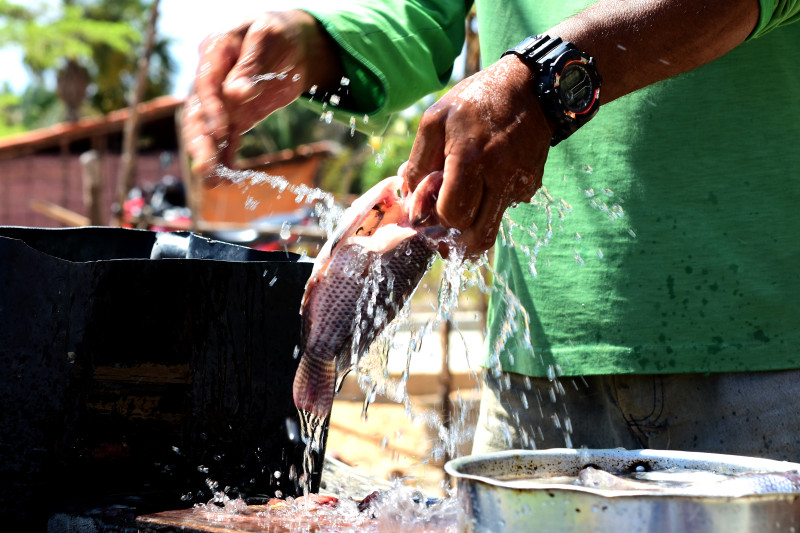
[576,466,800,496]
[292,173,444,418]
[577,467,660,492]
[711,471,800,497]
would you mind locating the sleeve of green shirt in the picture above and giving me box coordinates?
[753,0,800,38]
[297,0,470,134]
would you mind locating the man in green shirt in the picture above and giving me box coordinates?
[184,1,800,460]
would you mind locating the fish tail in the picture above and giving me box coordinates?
[293,351,336,419]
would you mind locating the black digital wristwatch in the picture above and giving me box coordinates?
[503,35,602,146]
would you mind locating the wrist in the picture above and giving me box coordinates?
[293,10,345,96]
[501,55,559,142]
[502,35,602,146]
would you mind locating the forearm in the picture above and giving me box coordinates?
[299,0,468,133]
[550,0,760,103]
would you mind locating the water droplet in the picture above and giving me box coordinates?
[269,276,278,287]
[292,73,301,82]
[363,114,369,124]
[244,196,259,211]
[340,77,350,87]
[281,418,298,444]
[308,85,317,95]
[274,470,282,479]
[280,221,292,240]
[329,94,340,106]
[197,465,209,473]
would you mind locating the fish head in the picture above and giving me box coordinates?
[301,175,436,310]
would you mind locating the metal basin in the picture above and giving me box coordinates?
[445,449,800,532]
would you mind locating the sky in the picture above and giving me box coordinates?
[0,0,312,97]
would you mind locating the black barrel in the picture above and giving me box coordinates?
[0,227,324,529]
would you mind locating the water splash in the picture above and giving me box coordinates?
[208,161,631,499]
[249,67,292,85]
[298,409,327,498]
[193,478,248,514]
[212,165,343,236]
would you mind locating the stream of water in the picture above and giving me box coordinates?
[190,151,625,524]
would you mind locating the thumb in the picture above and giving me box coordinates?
[407,171,443,227]
[405,105,447,192]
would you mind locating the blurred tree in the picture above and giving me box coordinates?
[0,83,25,136]
[0,0,174,124]
[319,89,447,196]
[79,0,175,114]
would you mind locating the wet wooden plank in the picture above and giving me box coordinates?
[137,504,377,533]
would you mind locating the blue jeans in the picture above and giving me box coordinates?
[472,369,800,462]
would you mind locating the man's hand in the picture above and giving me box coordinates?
[403,56,555,256]
[402,0,759,258]
[183,10,343,181]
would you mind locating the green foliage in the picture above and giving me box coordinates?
[0,2,137,74]
[78,0,176,113]
[318,86,450,196]
[239,101,340,158]
[0,0,175,125]
[0,87,25,136]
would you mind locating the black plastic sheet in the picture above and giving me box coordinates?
[0,227,322,528]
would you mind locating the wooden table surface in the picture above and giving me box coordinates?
[136,496,458,532]
[137,503,377,533]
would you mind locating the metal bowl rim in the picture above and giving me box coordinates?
[444,448,800,500]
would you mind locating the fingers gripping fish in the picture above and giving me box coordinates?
[293,173,444,418]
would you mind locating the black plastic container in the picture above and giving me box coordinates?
[0,227,322,528]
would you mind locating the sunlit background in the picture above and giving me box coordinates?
[0,0,305,97]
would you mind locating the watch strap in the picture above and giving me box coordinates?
[503,35,601,146]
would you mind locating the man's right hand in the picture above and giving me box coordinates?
[183,10,343,182]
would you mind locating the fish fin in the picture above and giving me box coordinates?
[293,352,336,419]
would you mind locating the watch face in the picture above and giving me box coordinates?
[557,60,596,114]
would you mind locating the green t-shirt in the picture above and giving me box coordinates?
[304,1,800,377]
